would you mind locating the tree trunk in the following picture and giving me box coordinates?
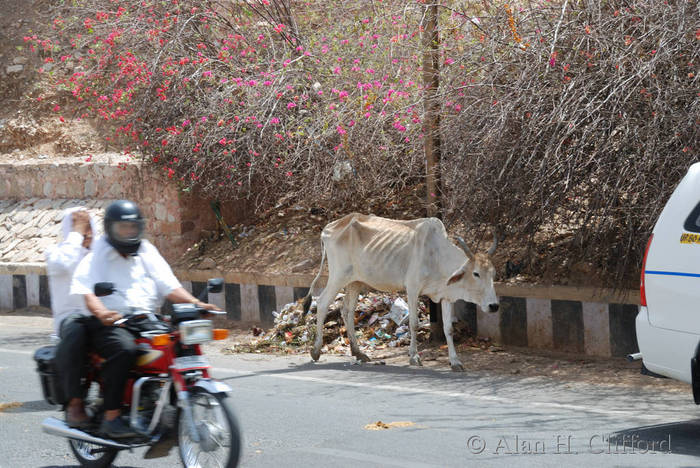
[423,1,442,219]
[423,2,444,341]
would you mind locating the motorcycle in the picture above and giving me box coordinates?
[34,278,241,468]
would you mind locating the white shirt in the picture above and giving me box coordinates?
[45,231,91,334]
[70,236,182,314]
[45,207,98,336]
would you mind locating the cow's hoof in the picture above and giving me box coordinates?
[409,356,423,366]
[310,349,321,361]
[450,362,465,372]
[353,351,371,362]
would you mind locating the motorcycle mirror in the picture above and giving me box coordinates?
[207,278,224,294]
[94,282,116,297]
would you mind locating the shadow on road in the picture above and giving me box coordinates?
[217,358,482,383]
[3,399,54,413]
[0,331,52,348]
[610,419,700,457]
[41,466,141,468]
[215,359,648,402]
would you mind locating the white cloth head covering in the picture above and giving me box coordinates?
[60,206,98,248]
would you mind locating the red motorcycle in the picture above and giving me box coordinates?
[35,278,241,468]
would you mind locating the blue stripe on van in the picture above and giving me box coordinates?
[645,270,700,278]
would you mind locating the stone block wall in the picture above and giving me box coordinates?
[0,154,251,262]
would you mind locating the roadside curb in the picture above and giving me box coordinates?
[0,262,639,358]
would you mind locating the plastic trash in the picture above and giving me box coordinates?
[332,160,355,182]
[388,297,409,325]
[375,329,392,340]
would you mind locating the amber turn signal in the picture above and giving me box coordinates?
[151,334,170,346]
[213,329,228,340]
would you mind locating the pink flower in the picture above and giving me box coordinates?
[202,70,212,77]
[182,120,190,127]
[219,138,227,145]
[270,117,280,124]
[337,125,346,135]
[548,52,557,67]
[287,102,296,109]
[444,58,454,66]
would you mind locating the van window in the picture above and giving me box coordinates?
[684,201,700,233]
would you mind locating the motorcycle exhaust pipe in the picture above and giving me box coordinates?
[41,417,133,450]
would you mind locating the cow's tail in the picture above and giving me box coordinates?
[302,238,326,314]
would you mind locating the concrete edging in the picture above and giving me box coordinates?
[0,262,640,358]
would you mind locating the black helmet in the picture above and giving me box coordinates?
[104,200,145,255]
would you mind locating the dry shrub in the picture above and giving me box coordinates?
[440,0,698,286]
[29,0,698,286]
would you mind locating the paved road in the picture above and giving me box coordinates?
[1,314,700,467]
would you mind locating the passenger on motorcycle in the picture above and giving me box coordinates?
[70,200,221,438]
[46,207,96,429]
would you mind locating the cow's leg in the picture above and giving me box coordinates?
[342,282,370,362]
[407,290,422,366]
[441,300,463,371]
[311,281,344,362]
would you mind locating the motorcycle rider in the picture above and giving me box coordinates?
[70,200,221,438]
[46,207,96,428]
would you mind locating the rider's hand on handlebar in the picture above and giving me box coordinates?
[96,309,123,327]
[195,301,222,312]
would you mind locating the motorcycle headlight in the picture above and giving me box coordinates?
[179,320,213,345]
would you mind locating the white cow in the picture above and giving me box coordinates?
[302,213,500,371]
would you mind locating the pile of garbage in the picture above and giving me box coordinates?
[233,292,432,355]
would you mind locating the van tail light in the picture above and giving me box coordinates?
[640,234,654,306]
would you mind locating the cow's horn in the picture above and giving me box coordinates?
[455,236,475,260]
[487,232,498,256]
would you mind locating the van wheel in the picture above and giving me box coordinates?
[69,439,118,468]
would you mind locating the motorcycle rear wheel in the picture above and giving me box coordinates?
[178,388,241,468]
[68,439,118,468]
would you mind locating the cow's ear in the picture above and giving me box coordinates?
[447,269,465,285]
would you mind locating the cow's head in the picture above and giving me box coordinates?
[446,234,499,313]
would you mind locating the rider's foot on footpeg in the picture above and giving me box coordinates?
[100,417,138,438]
[66,410,91,429]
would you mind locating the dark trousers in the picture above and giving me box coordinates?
[83,317,139,411]
[56,315,89,402]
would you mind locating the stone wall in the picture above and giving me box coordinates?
[0,154,251,262]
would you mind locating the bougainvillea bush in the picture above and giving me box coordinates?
[28,0,698,285]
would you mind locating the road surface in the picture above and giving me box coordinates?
[1,314,699,467]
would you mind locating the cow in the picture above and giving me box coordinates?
[301,213,500,371]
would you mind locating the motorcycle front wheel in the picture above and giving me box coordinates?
[68,439,118,468]
[178,388,241,468]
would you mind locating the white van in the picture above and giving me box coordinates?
[636,161,700,402]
